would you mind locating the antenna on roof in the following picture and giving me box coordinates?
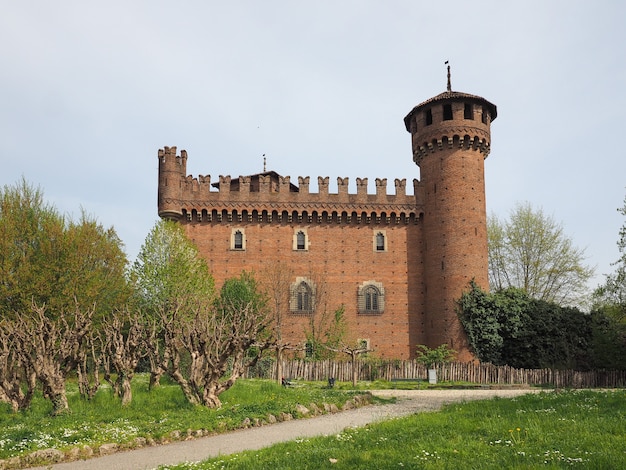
[445,60,451,92]
[263,154,266,172]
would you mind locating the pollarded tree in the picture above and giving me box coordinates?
[130,219,216,389]
[488,202,594,306]
[177,271,273,408]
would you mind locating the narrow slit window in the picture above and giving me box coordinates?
[425,108,433,126]
[464,103,473,120]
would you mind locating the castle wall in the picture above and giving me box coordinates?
[182,217,424,359]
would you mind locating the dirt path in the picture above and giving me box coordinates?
[31,389,542,470]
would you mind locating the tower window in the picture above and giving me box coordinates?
[464,103,473,120]
[234,230,243,249]
[293,229,308,251]
[357,281,385,314]
[290,277,315,313]
[443,104,453,120]
[481,107,489,124]
[230,228,246,250]
[425,109,433,126]
[374,230,387,252]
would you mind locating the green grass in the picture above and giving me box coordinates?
[159,389,626,469]
[0,376,367,462]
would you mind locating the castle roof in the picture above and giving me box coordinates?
[211,170,300,192]
[403,90,497,131]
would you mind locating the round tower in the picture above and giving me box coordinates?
[157,146,187,220]
[404,72,497,360]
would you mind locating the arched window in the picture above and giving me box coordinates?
[234,230,243,249]
[365,285,379,311]
[373,230,387,252]
[297,231,306,250]
[290,277,315,313]
[357,281,385,314]
[230,228,246,250]
[293,229,308,251]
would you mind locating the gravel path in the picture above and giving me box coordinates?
[31,389,542,470]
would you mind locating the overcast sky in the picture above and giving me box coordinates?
[2,1,624,297]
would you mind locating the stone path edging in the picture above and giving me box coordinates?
[29,389,543,470]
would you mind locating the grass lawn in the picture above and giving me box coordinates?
[159,389,626,469]
[0,376,369,464]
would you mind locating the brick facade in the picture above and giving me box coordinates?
[157,88,496,360]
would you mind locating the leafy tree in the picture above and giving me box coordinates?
[0,179,128,413]
[458,282,594,369]
[488,202,594,306]
[416,344,456,369]
[592,193,626,367]
[130,219,216,389]
[0,179,129,320]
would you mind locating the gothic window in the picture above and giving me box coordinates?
[373,230,387,252]
[230,228,246,250]
[357,281,385,314]
[290,277,315,313]
[234,231,243,249]
[293,229,308,251]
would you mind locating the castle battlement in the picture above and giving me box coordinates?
[158,147,425,223]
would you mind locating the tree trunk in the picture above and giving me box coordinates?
[275,347,283,385]
[202,382,223,408]
[121,375,133,406]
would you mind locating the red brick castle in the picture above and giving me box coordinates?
[157,79,497,360]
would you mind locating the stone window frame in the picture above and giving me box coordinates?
[373,230,387,252]
[357,281,385,315]
[230,228,246,251]
[293,228,309,251]
[290,277,315,314]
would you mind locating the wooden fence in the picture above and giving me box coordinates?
[246,359,626,388]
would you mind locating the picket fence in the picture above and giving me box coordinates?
[245,359,626,388]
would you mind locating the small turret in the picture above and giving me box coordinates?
[157,146,186,220]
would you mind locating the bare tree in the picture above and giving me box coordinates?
[130,220,216,389]
[76,331,101,400]
[0,320,36,412]
[326,340,373,386]
[100,309,146,405]
[167,272,273,407]
[14,302,94,414]
[304,272,346,360]
[260,261,302,383]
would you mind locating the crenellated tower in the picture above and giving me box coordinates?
[157,146,187,220]
[404,71,497,360]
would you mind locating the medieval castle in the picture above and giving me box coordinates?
[157,79,497,360]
